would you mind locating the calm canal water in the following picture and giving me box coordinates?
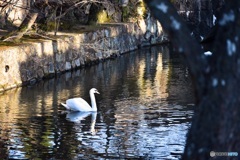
[0,45,194,159]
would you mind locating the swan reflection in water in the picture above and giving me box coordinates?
[66,111,97,135]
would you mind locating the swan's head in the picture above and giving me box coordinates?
[90,88,100,94]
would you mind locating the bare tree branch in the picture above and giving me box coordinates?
[55,0,106,20]
[0,0,30,11]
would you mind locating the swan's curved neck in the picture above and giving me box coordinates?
[90,92,97,111]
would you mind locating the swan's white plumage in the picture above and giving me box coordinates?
[61,88,100,112]
[66,98,92,111]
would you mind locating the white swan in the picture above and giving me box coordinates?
[61,88,100,112]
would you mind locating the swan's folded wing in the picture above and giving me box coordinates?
[66,98,91,111]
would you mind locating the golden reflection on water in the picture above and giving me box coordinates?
[0,88,21,142]
[114,47,170,136]
[137,48,169,102]
[111,47,193,159]
[0,88,22,124]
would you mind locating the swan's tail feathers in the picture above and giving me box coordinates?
[61,103,70,110]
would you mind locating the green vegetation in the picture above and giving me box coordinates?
[97,10,110,24]
[38,21,57,31]
[0,40,20,47]
[122,1,147,22]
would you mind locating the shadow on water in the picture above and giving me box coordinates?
[0,45,194,159]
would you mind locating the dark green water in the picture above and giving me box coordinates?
[0,45,194,159]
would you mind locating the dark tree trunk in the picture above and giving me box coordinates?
[144,0,240,159]
[183,1,240,159]
[212,0,225,18]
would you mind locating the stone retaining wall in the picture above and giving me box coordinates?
[0,21,168,92]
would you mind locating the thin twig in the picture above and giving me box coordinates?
[2,35,19,42]
[55,0,106,20]
[25,31,56,40]
[55,6,62,36]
